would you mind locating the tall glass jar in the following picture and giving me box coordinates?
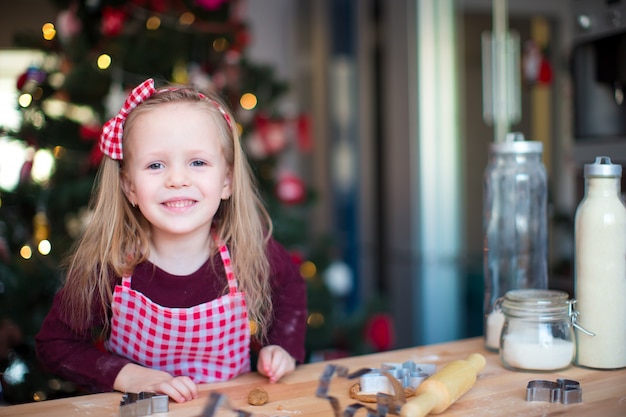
[483,132,548,351]
[574,156,626,369]
[499,289,575,372]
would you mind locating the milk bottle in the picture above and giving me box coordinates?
[574,156,626,369]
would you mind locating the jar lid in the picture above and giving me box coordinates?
[584,156,622,178]
[490,132,543,154]
[502,289,570,319]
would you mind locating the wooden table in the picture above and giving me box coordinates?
[2,337,626,416]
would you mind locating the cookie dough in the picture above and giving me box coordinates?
[349,383,416,403]
[247,386,269,406]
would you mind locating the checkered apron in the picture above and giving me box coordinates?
[105,243,250,382]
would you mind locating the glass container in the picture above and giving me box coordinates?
[483,132,548,351]
[499,289,575,372]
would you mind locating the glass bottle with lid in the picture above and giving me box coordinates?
[499,289,575,372]
[574,156,626,369]
[483,132,548,351]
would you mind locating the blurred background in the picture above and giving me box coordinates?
[0,0,621,404]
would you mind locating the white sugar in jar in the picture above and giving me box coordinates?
[500,289,575,372]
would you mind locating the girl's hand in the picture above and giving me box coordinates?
[257,345,296,383]
[114,363,199,403]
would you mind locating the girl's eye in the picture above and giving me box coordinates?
[191,160,207,167]
[147,162,164,170]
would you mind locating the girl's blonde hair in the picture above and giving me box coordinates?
[60,85,273,341]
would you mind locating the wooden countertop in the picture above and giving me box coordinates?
[2,337,626,416]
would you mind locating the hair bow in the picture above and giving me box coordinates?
[99,79,157,160]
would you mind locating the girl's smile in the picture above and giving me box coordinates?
[161,199,197,209]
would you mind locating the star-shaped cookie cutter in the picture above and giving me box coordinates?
[316,364,410,416]
[360,361,436,394]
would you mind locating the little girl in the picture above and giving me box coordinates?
[35,79,307,403]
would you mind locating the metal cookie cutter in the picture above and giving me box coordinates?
[361,361,436,394]
[525,379,582,405]
[119,392,169,417]
[317,364,413,416]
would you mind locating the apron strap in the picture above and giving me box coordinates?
[216,241,239,295]
[121,275,132,288]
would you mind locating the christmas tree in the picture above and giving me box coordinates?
[0,0,392,404]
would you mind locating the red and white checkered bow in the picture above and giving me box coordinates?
[99,78,157,160]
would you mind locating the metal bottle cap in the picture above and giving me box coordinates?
[584,156,622,178]
[490,132,543,154]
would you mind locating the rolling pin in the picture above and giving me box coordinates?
[400,353,486,417]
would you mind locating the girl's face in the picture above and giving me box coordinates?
[121,102,232,242]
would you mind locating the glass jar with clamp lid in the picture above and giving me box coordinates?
[499,289,575,372]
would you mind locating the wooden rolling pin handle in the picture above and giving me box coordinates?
[400,353,486,417]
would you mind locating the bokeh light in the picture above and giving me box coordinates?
[97,54,112,70]
[299,261,317,279]
[212,37,229,52]
[20,245,33,259]
[179,12,195,25]
[42,23,56,41]
[240,93,257,110]
[18,93,32,108]
[307,312,325,328]
[32,148,55,184]
[146,16,161,30]
[0,138,28,191]
[38,240,51,255]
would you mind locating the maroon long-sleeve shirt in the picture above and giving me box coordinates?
[35,238,307,392]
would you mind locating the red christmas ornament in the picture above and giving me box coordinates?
[79,124,101,141]
[537,58,553,85]
[101,6,126,37]
[365,313,395,352]
[276,173,306,205]
[523,40,553,86]
[289,250,304,266]
[296,115,313,152]
[255,115,288,155]
[231,27,250,53]
[16,72,27,90]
